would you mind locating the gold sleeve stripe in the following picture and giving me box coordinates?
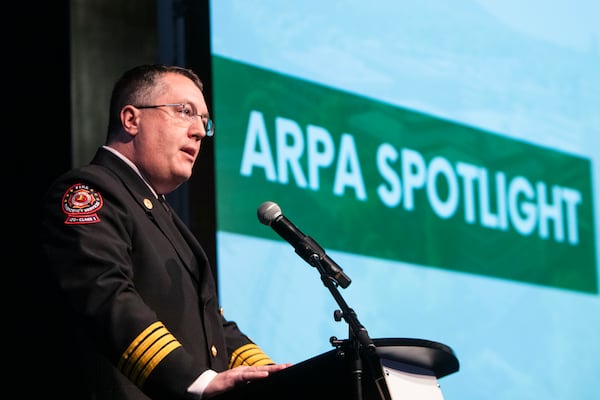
[117,321,182,387]
[229,343,275,368]
[119,322,168,376]
[134,340,182,387]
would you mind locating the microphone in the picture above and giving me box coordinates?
[257,201,351,288]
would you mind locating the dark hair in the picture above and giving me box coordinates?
[106,64,204,141]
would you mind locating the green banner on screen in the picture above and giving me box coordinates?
[212,56,597,294]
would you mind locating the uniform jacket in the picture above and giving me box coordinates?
[40,147,272,399]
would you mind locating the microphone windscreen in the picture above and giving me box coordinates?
[257,201,282,226]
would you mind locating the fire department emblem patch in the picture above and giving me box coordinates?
[62,183,103,224]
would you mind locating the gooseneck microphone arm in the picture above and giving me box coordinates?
[257,202,375,332]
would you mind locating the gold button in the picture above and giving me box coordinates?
[143,198,153,209]
[211,345,218,357]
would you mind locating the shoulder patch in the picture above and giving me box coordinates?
[62,183,103,225]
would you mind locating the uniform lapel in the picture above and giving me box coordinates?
[148,196,201,284]
[90,148,201,284]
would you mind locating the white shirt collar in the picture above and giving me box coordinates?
[102,145,160,199]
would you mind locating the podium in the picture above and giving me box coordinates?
[212,337,459,400]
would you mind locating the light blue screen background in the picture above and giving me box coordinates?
[209,1,600,399]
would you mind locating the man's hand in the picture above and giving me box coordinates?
[204,363,292,398]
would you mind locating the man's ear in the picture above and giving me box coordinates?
[121,105,140,135]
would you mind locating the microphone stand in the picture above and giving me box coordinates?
[310,254,376,400]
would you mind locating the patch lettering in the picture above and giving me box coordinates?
[62,183,103,225]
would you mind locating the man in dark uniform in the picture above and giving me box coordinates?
[39,64,289,399]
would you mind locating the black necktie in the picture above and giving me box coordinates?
[158,195,171,214]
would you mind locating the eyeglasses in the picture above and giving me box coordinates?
[134,103,214,136]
